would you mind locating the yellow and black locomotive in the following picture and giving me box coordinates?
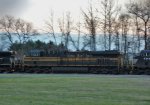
[22,50,123,74]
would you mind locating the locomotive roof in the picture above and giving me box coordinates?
[68,50,121,55]
[26,49,122,57]
[91,50,121,55]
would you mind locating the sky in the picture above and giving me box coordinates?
[20,0,90,30]
[0,0,129,30]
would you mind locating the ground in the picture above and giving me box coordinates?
[0,74,150,105]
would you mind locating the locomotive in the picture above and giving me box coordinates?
[0,50,149,74]
[21,50,123,74]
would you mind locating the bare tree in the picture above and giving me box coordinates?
[0,34,7,51]
[113,20,121,51]
[58,13,65,45]
[0,15,37,47]
[119,13,131,65]
[76,19,82,51]
[100,0,108,50]
[58,12,73,50]
[107,0,114,50]
[45,11,57,45]
[14,18,37,45]
[99,0,120,50]
[0,15,15,45]
[132,15,143,52]
[71,15,85,51]
[127,0,150,50]
[0,15,37,53]
[82,2,98,51]
[65,12,72,50]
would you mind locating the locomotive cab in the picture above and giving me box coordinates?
[0,51,16,73]
[134,50,150,74]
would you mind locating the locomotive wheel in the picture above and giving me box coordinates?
[88,68,99,74]
[101,68,109,74]
[25,68,34,73]
[111,69,119,74]
[44,68,52,73]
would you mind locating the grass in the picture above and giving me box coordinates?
[0,74,150,105]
